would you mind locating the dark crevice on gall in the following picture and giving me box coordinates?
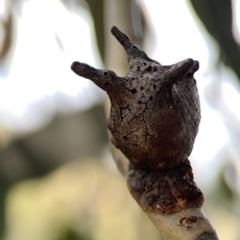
[123,136,127,140]
[130,88,137,94]
[147,66,152,71]
[140,86,144,90]
[104,72,108,76]
[137,66,140,71]
[154,66,158,72]
[133,45,137,49]
[104,82,109,87]
[132,77,135,80]
[149,96,153,100]
[153,84,156,89]
[185,73,193,78]
[138,101,142,104]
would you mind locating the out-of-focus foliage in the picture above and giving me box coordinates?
[0,0,12,60]
[5,160,161,240]
[83,0,105,62]
[190,0,240,81]
[60,0,105,62]
[0,105,108,183]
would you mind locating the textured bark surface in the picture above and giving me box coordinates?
[71,26,203,212]
[72,26,200,171]
[71,26,219,239]
[127,160,203,213]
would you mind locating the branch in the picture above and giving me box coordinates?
[71,26,219,240]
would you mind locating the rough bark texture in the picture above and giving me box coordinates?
[127,160,203,213]
[71,26,219,240]
[72,26,200,171]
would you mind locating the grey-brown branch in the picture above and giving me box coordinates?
[71,26,219,240]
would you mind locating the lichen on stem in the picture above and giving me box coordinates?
[71,26,219,240]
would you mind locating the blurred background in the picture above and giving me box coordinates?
[0,0,240,239]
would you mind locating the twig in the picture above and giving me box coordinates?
[71,26,219,240]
